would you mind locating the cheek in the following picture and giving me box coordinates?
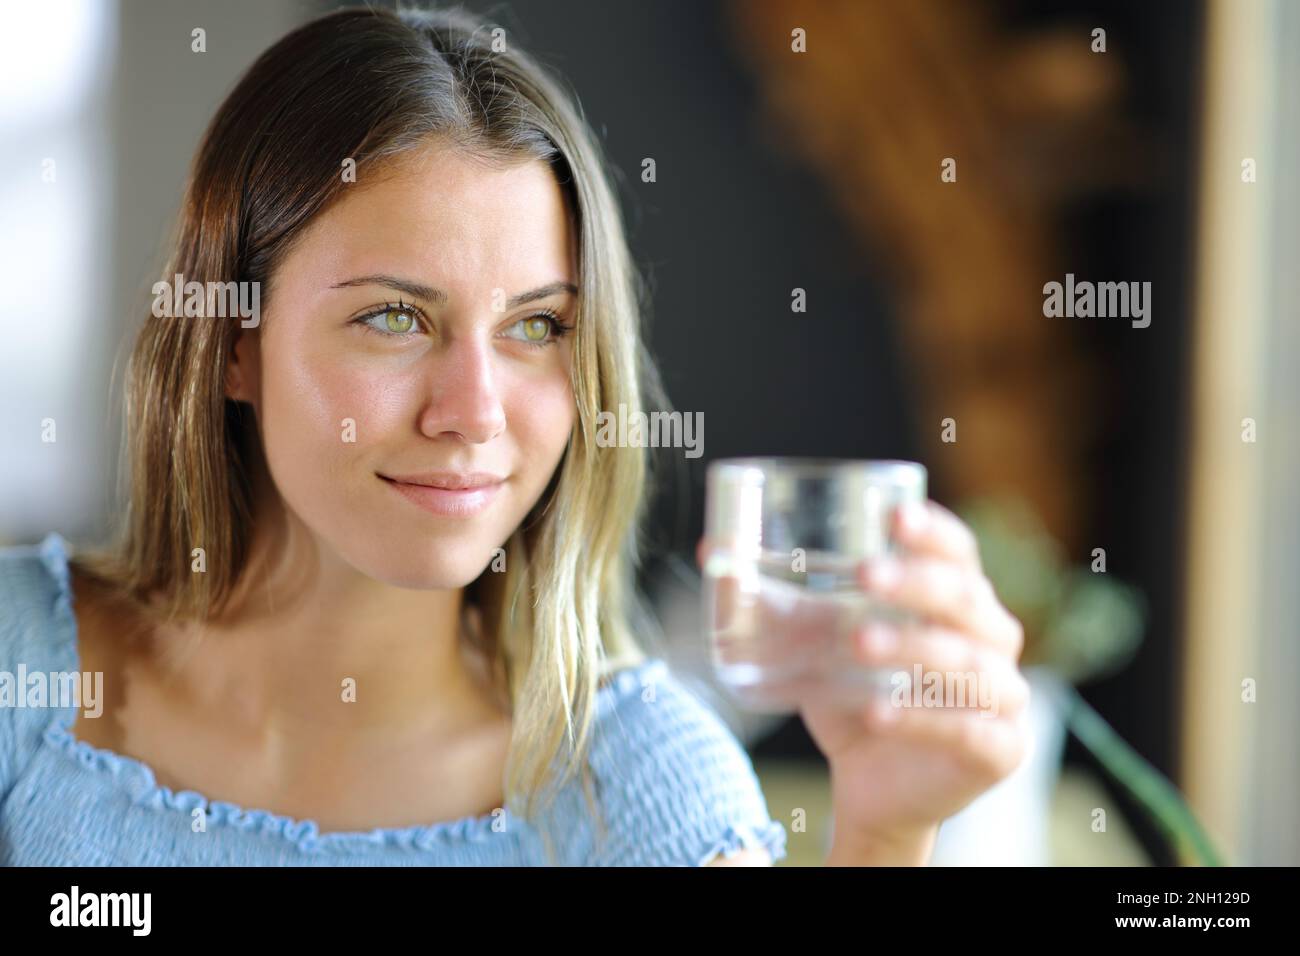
[258,336,413,493]
[506,370,575,468]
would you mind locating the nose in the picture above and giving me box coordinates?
[416,333,507,444]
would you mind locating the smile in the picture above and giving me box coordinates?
[378,474,504,518]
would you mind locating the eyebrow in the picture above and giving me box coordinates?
[330,274,577,308]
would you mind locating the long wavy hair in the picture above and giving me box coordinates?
[75,4,669,857]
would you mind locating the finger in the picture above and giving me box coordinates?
[859,557,1023,659]
[895,500,983,572]
[862,700,1032,784]
[852,622,1031,718]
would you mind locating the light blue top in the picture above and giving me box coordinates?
[0,534,788,866]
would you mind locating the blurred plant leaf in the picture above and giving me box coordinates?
[1041,569,1146,684]
[956,495,1145,682]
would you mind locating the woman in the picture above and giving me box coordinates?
[0,6,1029,866]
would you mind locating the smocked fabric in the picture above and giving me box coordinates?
[0,534,788,866]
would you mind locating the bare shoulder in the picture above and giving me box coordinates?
[67,565,114,662]
[68,565,144,663]
[66,564,154,750]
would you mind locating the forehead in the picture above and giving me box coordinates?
[293,144,577,290]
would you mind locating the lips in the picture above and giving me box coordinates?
[378,472,506,517]
[378,471,505,490]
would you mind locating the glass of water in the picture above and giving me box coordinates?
[702,458,928,713]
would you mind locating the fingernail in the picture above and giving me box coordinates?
[899,502,927,535]
[862,623,897,656]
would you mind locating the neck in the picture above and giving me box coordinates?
[151,491,498,753]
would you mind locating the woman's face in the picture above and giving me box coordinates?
[228,144,578,588]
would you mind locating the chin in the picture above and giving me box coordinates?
[350,535,503,590]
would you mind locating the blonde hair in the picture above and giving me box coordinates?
[77,4,670,859]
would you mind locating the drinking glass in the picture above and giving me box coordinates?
[702,458,927,713]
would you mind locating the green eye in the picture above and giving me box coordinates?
[354,302,423,337]
[523,316,549,341]
[503,309,570,349]
[384,309,414,333]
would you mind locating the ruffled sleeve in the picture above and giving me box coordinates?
[584,660,789,866]
[0,534,79,800]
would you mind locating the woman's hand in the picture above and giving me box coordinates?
[808,499,1030,864]
[698,499,1031,866]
